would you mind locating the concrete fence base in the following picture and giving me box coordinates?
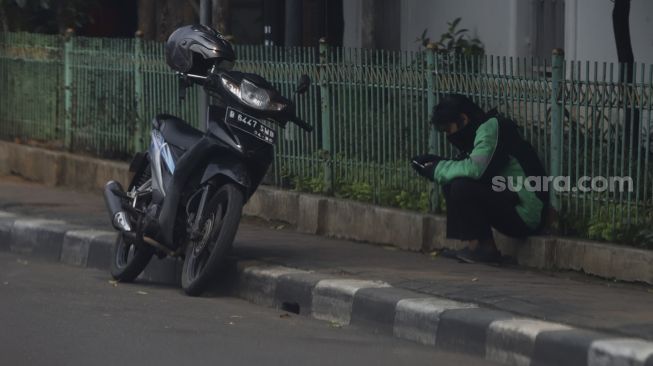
[2,140,652,285]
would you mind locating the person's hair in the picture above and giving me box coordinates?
[431,94,487,130]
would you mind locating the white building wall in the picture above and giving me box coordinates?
[343,0,653,64]
[399,0,533,57]
[565,0,653,64]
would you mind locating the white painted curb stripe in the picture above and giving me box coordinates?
[312,279,390,325]
[393,297,477,346]
[64,229,114,240]
[0,211,17,218]
[61,230,114,266]
[242,265,309,279]
[588,338,653,366]
[13,218,67,229]
[486,319,573,366]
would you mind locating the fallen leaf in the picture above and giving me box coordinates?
[328,321,343,329]
[137,290,148,295]
[279,313,291,319]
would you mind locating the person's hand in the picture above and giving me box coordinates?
[411,154,442,181]
[412,154,439,165]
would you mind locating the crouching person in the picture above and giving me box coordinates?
[412,94,548,263]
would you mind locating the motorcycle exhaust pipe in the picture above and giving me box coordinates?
[104,181,132,232]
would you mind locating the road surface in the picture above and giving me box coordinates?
[0,252,497,366]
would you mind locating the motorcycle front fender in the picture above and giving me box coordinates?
[200,156,251,198]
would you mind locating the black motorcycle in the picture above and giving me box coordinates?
[103,25,313,296]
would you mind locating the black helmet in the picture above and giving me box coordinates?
[165,24,235,75]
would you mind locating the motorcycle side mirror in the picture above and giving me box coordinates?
[295,74,311,95]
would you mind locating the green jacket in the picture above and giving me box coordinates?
[433,117,547,229]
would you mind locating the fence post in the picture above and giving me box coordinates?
[550,49,565,214]
[133,30,144,153]
[319,38,333,194]
[426,42,440,213]
[63,28,74,151]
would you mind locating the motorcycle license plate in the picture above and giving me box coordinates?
[225,107,276,144]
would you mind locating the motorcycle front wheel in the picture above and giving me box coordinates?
[181,183,244,296]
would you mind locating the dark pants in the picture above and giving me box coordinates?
[443,178,537,241]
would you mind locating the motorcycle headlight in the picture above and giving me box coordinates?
[220,76,286,111]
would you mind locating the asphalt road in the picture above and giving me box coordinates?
[0,252,497,366]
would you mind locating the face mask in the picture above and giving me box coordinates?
[446,122,478,153]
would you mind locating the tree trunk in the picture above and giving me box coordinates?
[263,0,284,46]
[211,0,230,34]
[325,0,344,47]
[612,0,639,152]
[284,0,302,47]
[56,1,68,34]
[187,0,200,17]
[154,0,197,42]
[613,0,634,65]
[138,0,198,41]
[138,0,156,40]
[0,0,9,33]
[154,0,172,42]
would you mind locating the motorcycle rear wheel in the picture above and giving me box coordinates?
[110,233,154,282]
[181,183,244,296]
[110,161,154,282]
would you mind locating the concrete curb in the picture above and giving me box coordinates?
[210,262,653,366]
[61,229,114,268]
[2,140,653,285]
[10,218,79,261]
[2,210,653,366]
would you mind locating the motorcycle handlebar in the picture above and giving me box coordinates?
[179,72,208,83]
[178,72,313,132]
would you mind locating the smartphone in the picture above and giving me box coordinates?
[411,160,425,169]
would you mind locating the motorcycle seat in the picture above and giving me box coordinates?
[152,114,203,150]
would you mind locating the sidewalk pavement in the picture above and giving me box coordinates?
[2,175,653,365]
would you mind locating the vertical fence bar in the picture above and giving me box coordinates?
[133,31,144,153]
[550,48,565,213]
[319,38,333,194]
[63,29,74,150]
[426,43,439,212]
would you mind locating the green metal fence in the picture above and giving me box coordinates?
[0,33,63,145]
[1,32,652,228]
